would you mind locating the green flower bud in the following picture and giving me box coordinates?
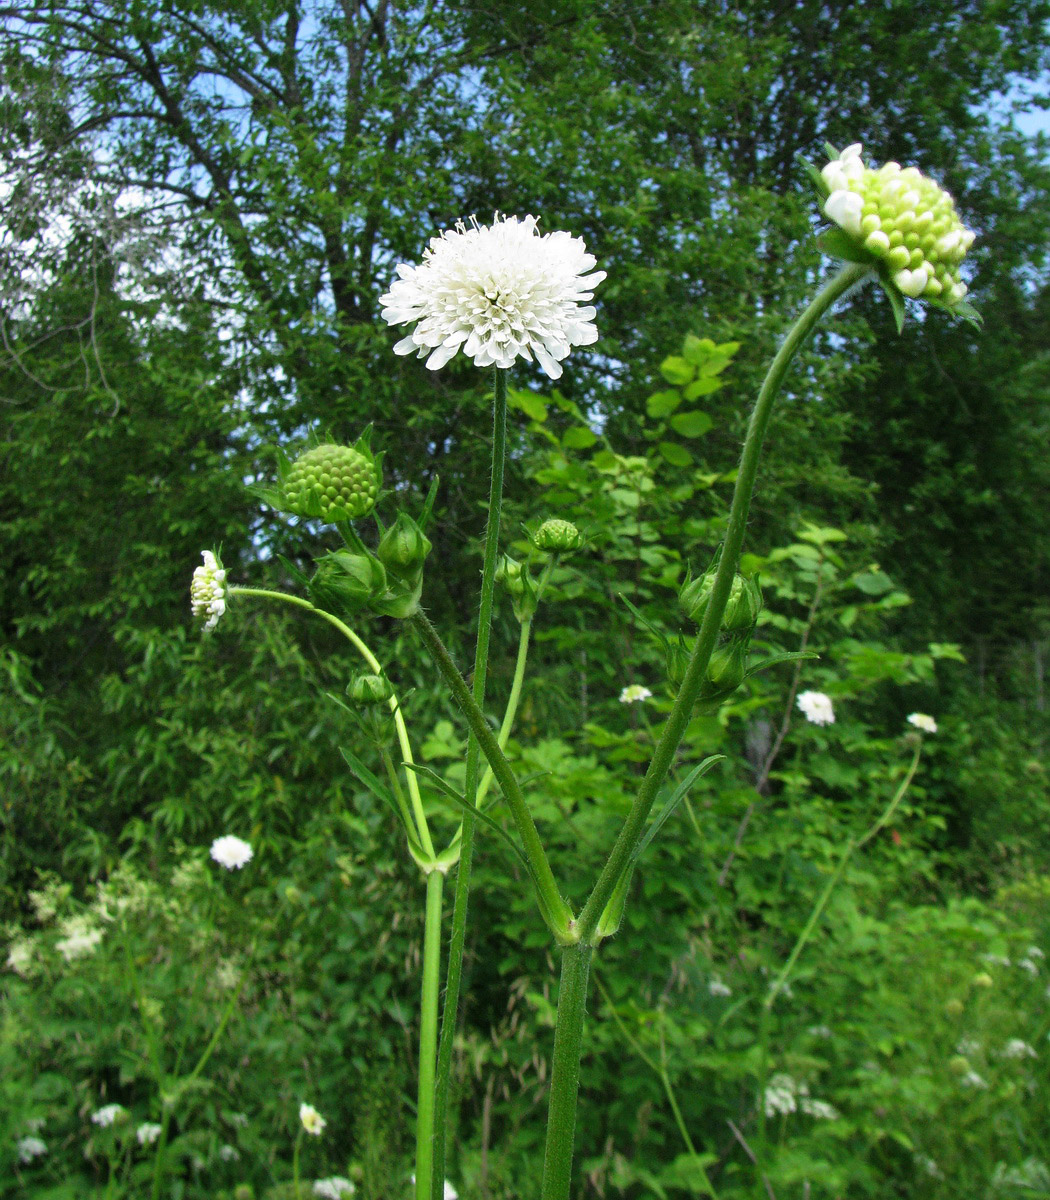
[495,554,526,595]
[346,673,394,706]
[948,1054,971,1077]
[680,572,761,634]
[533,518,583,554]
[283,443,381,522]
[705,640,747,694]
[310,550,387,614]
[376,512,432,577]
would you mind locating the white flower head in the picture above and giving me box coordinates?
[218,1144,240,1162]
[55,914,104,962]
[91,1103,127,1128]
[6,938,35,976]
[797,690,835,726]
[299,1102,326,1136]
[763,1073,805,1117]
[960,1069,987,1089]
[1001,1038,1037,1060]
[380,214,605,378]
[136,1122,163,1146]
[619,684,653,704]
[907,712,938,734]
[708,977,732,997]
[190,550,228,632]
[799,1097,840,1120]
[17,1136,47,1163]
[314,1178,356,1199]
[209,836,253,871]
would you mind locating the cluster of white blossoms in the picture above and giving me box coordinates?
[313,1179,356,1199]
[907,712,938,734]
[17,1135,47,1163]
[91,1103,127,1128]
[762,1073,840,1120]
[190,550,227,632]
[796,690,834,726]
[619,684,653,704]
[708,977,732,997]
[299,1102,327,1136]
[136,1122,162,1146]
[380,214,605,378]
[6,938,34,976]
[55,913,104,963]
[822,144,975,301]
[1001,1038,1037,1060]
[209,835,254,870]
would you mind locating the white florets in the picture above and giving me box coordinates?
[797,690,835,726]
[136,1122,163,1146]
[190,550,227,632]
[209,836,254,871]
[907,712,938,734]
[380,214,605,378]
[91,1103,127,1128]
[17,1136,47,1163]
[619,684,653,704]
[55,914,104,962]
[1001,1038,1037,1059]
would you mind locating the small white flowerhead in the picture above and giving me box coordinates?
[799,1097,840,1120]
[960,1069,988,1088]
[17,1136,47,1163]
[380,214,605,378]
[443,1182,458,1200]
[619,684,653,704]
[136,1122,162,1146]
[209,836,253,871]
[299,1102,326,1136]
[763,1073,804,1117]
[907,712,938,734]
[313,1178,356,1199]
[6,938,35,976]
[91,1103,127,1128]
[190,550,228,632]
[1001,1038,1037,1059]
[55,914,104,962]
[797,690,835,726]
[708,977,732,997]
[218,1144,240,1161]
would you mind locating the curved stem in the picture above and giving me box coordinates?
[231,586,435,860]
[576,262,872,946]
[431,367,509,1198]
[415,869,444,1200]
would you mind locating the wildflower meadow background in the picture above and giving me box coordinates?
[2,3,1050,1198]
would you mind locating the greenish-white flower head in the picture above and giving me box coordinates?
[619,684,652,704]
[283,443,380,523]
[907,712,938,734]
[299,1102,326,1136]
[190,550,227,632]
[533,517,583,554]
[91,1104,127,1128]
[821,143,975,305]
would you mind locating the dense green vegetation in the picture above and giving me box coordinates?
[2,2,1049,1197]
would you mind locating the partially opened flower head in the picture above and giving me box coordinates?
[819,143,975,305]
[190,550,227,632]
[380,214,605,378]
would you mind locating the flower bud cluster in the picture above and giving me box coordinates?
[283,443,381,522]
[821,144,975,303]
[674,570,763,706]
[346,673,394,707]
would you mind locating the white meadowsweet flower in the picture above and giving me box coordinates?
[218,1144,240,1162]
[190,550,228,632]
[91,1103,127,1127]
[708,978,732,997]
[6,938,34,976]
[907,712,938,734]
[136,1122,163,1146]
[1001,1038,1037,1059]
[763,1073,805,1117]
[17,1135,47,1163]
[209,836,254,871]
[799,1097,840,1120]
[1019,957,1039,976]
[380,214,605,378]
[619,684,653,704]
[960,1069,987,1089]
[797,690,835,726]
[1027,946,1046,960]
[818,143,976,306]
[313,1178,356,1199]
[55,914,104,962]
[299,1102,326,1136]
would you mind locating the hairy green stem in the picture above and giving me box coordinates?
[231,586,435,860]
[415,869,445,1200]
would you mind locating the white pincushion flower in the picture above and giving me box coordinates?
[907,712,938,734]
[136,1122,162,1146]
[797,690,835,726]
[314,1178,356,1199]
[380,214,605,378]
[190,550,228,632]
[299,1102,326,1136]
[17,1135,47,1163]
[91,1103,127,1127]
[818,143,975,305]
[619,684,653,704]
[209,836,253,871]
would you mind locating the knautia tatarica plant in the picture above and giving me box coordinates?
[188,151,977,1198]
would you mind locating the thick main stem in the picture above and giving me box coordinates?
[415,870,445,1200]
[431,367,509,1197]
[541,944,594,1200]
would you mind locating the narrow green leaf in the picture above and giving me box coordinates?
[338,745,426,856]
[881,278,906,333]
[633,756,725,861]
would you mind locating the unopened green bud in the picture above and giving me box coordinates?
[283,443,381,522]
[533,518,582,554]
[680,572,761,633]
[376,512,432,577]
[495,554,526,595]
[948,1054,970,1077]
[310,550,387,613]
[347,673,394,706]
[944,997,964,1018]
[705,640,747,693]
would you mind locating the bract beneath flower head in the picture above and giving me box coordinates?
[379,214,605,378]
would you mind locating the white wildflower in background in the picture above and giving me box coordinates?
[136,1122,162,1146]
[209,836,253,871]
[55,914,104,962]
[796,690,834,726]
[1027,946,1045,960]
[708,978,732,997]
[299,1102,326,1136]
[190,550,227,632]
[16,1136,47,1163]
[960,1070,988,1089]
[314,1179,356,1199]
[799,1097,840,1120]
[619,684,653,704]
[957,1037,981,1057]
[808,1024,832,1039]
[820,143,975,303]
[218,1144,240,1162]
[1001,1038,1037,1059]
[1019,956,1039,976]
[6,938,34,976]
[411,1178,456,1200]
[91,1103,127,1127]
[763,1073,805,1117]
[907,712,938,734]
[227,1112,249,1128]
[380,214,605,378]
[916,1155,944,1180]
[982,953,1011,967]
